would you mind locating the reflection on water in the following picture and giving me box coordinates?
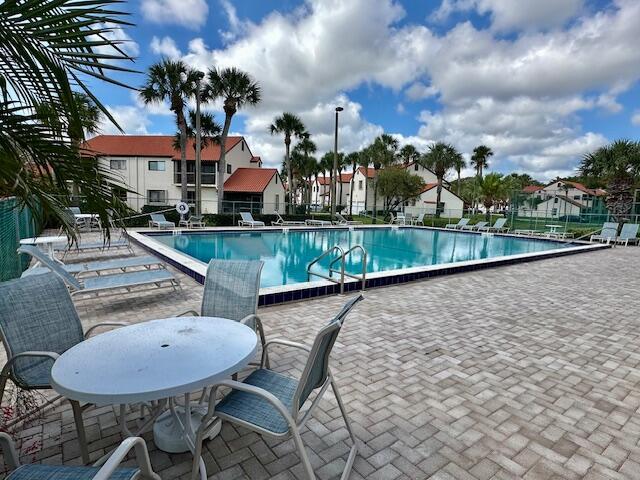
[152,229,571,288]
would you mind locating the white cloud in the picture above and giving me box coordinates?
[405,82,438,101]
[140,0,208,29]
[92,23,139,61]
[431,0,584,32]
[632,111,640,126]
[218,0,249,43]
[150,36,182,59]
[99,106,152,135]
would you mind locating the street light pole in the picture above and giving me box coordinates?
[195,72,204,216]
[331,106,343,217]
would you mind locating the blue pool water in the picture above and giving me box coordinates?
[150,228,573,288]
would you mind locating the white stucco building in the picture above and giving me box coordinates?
[519,180,607,218]
[84,135,283,214]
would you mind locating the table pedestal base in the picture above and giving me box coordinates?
[153,405,221,453]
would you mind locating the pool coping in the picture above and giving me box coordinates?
[126,226,611,306]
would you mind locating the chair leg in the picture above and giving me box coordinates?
[291,425,316,480]
[70,400,90,464]
[331,377,358,480]
[255,318,270,369]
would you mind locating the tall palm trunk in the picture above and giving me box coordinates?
[177,109,188,202]
[436,176,443,218]
[373,170,379,224]
[217,112,233,214]
[456,169,461,197]
[285,135,293,213]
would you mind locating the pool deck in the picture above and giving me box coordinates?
[3,232,640,479]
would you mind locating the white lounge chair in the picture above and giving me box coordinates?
[238,212,266,228]
[615,223,639,246]
[305,218,332,226]
[179,214,205,229]
[21,254,164,278]
[390,213,406,225]
[590,222,619,243]
[479,218,509,233]
[445,218,470,229]
[410,213,426,225]
[271,212,305,226]
[18,245,180,297]
[335,212,362,225]
[461,221,488,231]
[149,213,175,229]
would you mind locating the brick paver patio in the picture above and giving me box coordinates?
[3,237,640,479]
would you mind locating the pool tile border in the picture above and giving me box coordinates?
[126,227,610,306]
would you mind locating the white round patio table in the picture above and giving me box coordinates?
[20,235,67,259]
[51,316,258,474]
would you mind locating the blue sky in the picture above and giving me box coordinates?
[95,0,640,181]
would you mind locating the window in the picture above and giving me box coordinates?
[241,141,245,151]
[358,180,363,190]
[147,190,167,204]
[186,189,196,204]
[226,164,232,174]
[414,164,419,171]
[110,159,126,170]
[573,195,581,200]
[554,197,559,204]
[275,194,280,211]
[148,160,165,171]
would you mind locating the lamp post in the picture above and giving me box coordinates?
[194,71,204,216]
[331,106,343,217]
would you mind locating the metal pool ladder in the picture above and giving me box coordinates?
[307,244,367,294]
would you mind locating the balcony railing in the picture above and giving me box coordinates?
[174,173,216,185]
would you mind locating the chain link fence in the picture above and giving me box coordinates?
[0,197,41,281]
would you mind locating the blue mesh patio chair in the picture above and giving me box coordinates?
[0,274,129,464]
[178,259,267,367]
[0,434,160,480]
[187,295,364,480]
[616,223,639,246]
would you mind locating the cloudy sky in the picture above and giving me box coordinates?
[94,0,640,181]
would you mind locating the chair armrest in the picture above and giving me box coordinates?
[84,322,129,339]
[0,432,20,470]
[263,339,311,353]
[93,437,160,480]
[1,351,60,382]
[176,310,200,317]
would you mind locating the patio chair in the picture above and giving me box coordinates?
[21,255,164,278]
[272,212,305,226]
[615,223,639,246]
[445,218,469,229]
[0,273,130,464]
[334,212,362,225]
[177,260,268,367]
[410,213,426,226]
[461,221,488,231]
[305,218,332,226]
[0,434,160,480]
[590,222,619,243]
[479,218,509,233]
[390,212,406,225]
[148,213,175,229]
[18,246,180,297]
[56,237,134,257]
[191,295,364,480]
[238,212,266,228]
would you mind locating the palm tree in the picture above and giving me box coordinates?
[293,135,317,211]
[319,152,335,208]
[336,152,347,207]
[581,140,640,224]
[470,145,493,178]
[204,67,261,214]
[369,134,399,222]
[452,152,466,198]
[1,1,135,238]
[140,60,201,202]
[477,173,506,221]
[270,113,306,213]
[173,110,222,151]
[398,144,420,165]
[420,142,458,217]
[345,152,360,216]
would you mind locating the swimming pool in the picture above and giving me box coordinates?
[129,226,605,302]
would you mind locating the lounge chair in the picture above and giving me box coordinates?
[0,434,160,480]
[410,213,426,225]
[305,218,332,226]
[18,245,179,297]
[21,254,164,278]
[390,212,407,225]
[334,212,362,225]
[55,237,134,258]
[192,295,364,480]
[0,273,133,464]
[590,222,619,243]
[177,259,268,367]
[445,218,470,229]
[272,212,305,226]
[615,223,639,246]
[179,214,205,229]
[479,218,509,233]
[461,221,488,231]
[148,213,175,229]
[238,211,266,228]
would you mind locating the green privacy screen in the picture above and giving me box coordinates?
[0,197,41,281]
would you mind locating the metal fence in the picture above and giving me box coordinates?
[0,197,40,281]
